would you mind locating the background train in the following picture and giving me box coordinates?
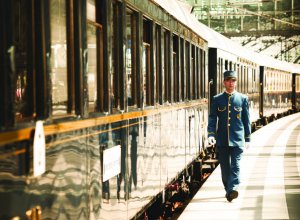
[0,0,299,219]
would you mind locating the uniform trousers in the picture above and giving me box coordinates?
[217,145,244,195]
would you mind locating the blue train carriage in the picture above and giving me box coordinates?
[0,0,209,219]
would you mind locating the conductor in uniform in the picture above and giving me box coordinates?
[207,70,251,202]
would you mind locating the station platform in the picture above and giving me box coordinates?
[178,112,300,220]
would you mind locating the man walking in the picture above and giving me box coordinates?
[207,70,251,202]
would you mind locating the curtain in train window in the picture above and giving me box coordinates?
[50,0,68,116]
[14,0,34,122]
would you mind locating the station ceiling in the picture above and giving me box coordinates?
[184,0,300,63]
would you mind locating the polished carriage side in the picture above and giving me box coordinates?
[0,0,299,219]
[0,0,210,219]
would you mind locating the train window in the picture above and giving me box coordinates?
[264,73,267,91]
[143,19,152,106]
[281,73,284,91]
[87,24,97,112]
[219,58,223,93]
[87,0,104,112]
[247,66,250,94]
[203,50,207,98]
[284,74,286,91]
[196,47,200,99]
[270,72,273,91]
[240,66,243,93]
[246,67,248,93]
[199,48,203,98]
[221,59,224,92]
[275,72,278,91]
[250,68,254,93]
[238,65,243,92]
[143,43,150,106]
[286,74,289,91]
[234,63,237,72]
[274,72,276,91]
[173,35,179,102]
[112,2,127,111]
[195,47,199,99]
[12,0,34,122]
[287,74,290,91]
[204,50,207,97]
[241,66,244,93]
[225,60,228,70]
[155,25,162,104]
[239,65,243,92]
[244,66,247,93]
[50,0,68,116]
[180,38,185,100]
[164,30,171,103]
[245,67,248,93]
[252,69,255,93]
[280,73,282,91]
[126,9,138,108]
[185,41,190,100]
[191,45,195,99]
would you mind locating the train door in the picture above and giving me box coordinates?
[208,48,217,113]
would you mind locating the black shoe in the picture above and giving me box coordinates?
[226,190,238,202]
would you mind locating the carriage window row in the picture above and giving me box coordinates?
[264,72,292,92]
[124,10,207,110]
[14,0,72,122]
[6,1,207,127]
[217,59,258,94]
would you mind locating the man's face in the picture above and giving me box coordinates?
[223,77,237,93]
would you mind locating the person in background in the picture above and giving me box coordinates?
[207,70,251,202]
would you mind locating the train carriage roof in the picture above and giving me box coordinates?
[154,0,300,74]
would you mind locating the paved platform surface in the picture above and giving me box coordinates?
[178,112,300,220]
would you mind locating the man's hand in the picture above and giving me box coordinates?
[245,142,251,149]
[208,137,216,146]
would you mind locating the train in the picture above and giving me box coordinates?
[0,0,299,219]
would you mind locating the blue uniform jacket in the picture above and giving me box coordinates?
[208,92,251,147]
